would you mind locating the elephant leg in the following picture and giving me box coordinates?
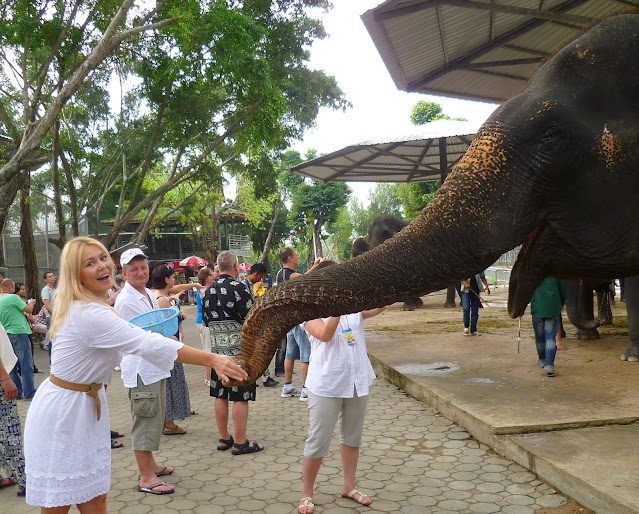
[444,285,457,308]
[402,297,423,311]
[575,281,600,340]
[595,283,613,326]
[620,274,639,362]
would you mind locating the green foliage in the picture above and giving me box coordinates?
[0,0,350,249]
[410,100,467,125]
[327,205,354,260]
[395,181,441,219]
[289,178,351,235]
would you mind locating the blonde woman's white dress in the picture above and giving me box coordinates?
[24,302,182,507]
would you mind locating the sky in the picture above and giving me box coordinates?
[292,0,499,205]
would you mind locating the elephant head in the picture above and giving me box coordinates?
[229,15,639,384]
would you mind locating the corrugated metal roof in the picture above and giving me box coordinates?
[362,0,639,103]
[290,119,479,183]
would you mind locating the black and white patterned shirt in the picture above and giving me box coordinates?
[202,274,253,356]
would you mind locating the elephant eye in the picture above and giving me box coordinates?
[541,126,562,143]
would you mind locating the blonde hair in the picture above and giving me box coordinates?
[49,237,116,339]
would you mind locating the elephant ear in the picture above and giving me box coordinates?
[508,224,558,317]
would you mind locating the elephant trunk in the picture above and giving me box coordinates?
[229,129,535,384]
[564,280,602,331]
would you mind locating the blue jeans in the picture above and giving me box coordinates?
[532,314,560,367]
[8,333,36,399]
[461,291,480,333]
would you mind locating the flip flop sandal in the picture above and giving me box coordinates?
[110,430,124,438]
[231,439,264,455]
[17,486,25,497]
[190,409,198,415]
[136,481,174,495]
[156,466,173,477]
[0,477,16,489]
[298,496,314,513]
[111,439,124,449]
[217,435,234,451]
[342,489,371,506]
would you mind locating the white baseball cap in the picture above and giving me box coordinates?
[120,248,148,266]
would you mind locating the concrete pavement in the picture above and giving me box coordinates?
[365,289,637,513]
[1,303,578,513]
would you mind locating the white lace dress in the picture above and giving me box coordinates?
[24,301,183,507]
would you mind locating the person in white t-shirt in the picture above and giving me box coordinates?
[297,259,386,514]
[40,271,57,351]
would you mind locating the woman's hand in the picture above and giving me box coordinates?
[211,354,248,383]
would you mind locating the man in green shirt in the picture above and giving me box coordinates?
[0,279,36,399]
[530,277,568,377]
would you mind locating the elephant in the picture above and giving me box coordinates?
[350,215,424,310]
[565,275,639,361]
[227,15,639,384]
[564,279,614,340]
[351,214,458,309]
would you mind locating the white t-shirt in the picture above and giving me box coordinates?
[303,312,375,398]
[114,281,173,388]
[41,285,56,313]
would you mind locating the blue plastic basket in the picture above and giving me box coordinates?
[129,308,179,338]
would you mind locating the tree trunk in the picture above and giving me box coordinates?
[0,179,20,267]
[444,285,457,307]
[59,151,80,237]
[51,120,67,248]
[259,200,281,264]
[19,172,41,307]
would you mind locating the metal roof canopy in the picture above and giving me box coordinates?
[291,119,479,183]
[361,0,639,103]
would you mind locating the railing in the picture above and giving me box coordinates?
[228,234,252,257]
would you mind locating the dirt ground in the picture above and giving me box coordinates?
[363,286,629,514]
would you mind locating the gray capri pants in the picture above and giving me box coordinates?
[128,376,167,451]
[303,389,369,459]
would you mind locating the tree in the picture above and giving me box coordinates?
[0,0,350,266]
[410,100,467,125]
[288,150,351,266]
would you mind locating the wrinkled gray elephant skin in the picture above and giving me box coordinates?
[230,15,639,384]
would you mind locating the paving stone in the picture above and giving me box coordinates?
[438,498,472,510]
[471,502,505,512]
[501,505,535,514]
[5,316,580,514]
[535,494,569,508]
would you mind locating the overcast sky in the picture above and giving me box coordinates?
[293,0,499,205]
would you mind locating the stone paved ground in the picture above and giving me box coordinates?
[2,308,580,513]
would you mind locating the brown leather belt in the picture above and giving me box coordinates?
[49,374,103,421]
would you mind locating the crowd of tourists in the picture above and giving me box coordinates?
[0,237,572,513]
[0,239,382,514]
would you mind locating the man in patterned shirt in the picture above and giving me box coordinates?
[202,251,264,455]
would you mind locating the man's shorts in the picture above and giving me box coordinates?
[285,324,311,363]
[128,376,166,451]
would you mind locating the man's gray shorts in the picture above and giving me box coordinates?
[128,376,166,451]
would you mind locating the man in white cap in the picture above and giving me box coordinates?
[115,248,175,495]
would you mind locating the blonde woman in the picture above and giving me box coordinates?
[23,237,247,513]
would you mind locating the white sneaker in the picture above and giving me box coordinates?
[114,366,121,372]
[299,387,309,402]
[281,385,301,398]
[463,328,469,335]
